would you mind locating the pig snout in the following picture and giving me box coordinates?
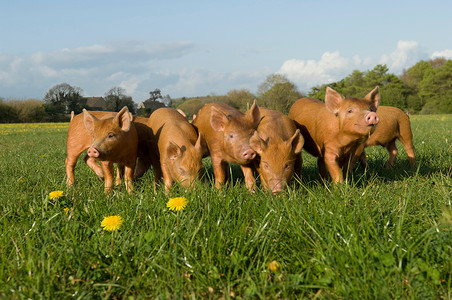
[87,146,100,158]
[269,180,284,195]
[242,148,256,160]
[366,112,379,125]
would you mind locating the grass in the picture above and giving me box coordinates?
[0,115,451,299]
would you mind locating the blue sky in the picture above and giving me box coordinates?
[1,0,451,102]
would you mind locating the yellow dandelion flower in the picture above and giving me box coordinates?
[63,208,69,215]
[101,215,123,231]
[49,190,64,200]
[167,197,188,211]
[268,260,280,273]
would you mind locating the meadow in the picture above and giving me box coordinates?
[0,115,451,299]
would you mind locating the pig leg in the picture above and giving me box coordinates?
[101,161,115,194]
[211,156,228,189]
[317,158,328,180]
[341,153,353,177]
[84,155,104,180]
[349,144,365,171]
[65,156,78,187]
[161,165,174,192]
[398,137,416,168]
[116,164,124,186]
[134,157,152,179]
[66,143,90,186]
[241,164,256,192]
[385,140,398,169]
[324,153,342,183]
[123,162,135,194]
[294,154,303,179]
[151,157,163,188]
[359,151,369,169]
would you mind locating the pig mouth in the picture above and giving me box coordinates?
[355,123,376,128]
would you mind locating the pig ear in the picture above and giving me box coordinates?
[325,87,344,115]
[167,142,184,160]
[249,131,267,155]
[365,86,380,110]
[115,106,132,132]
[288,129,304,154]
[246,99,261,128]
[83,109,98,132]
[210,106,229,131]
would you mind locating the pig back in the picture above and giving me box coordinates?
[365,106,411,146]
[148,108,198,152]
[289,98,332,157]
[258,107,297,141]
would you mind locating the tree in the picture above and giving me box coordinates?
[258,75,303,114]
[418,60,452,114]
[8,99,47,122]
[177,98,204,120]
[309,65,408,109]
[149,89,163,102]
[104,87,137,114]
[226,89,255,111]
[257,74,291,97]
[43,83,83,114]
[0,99,19,123]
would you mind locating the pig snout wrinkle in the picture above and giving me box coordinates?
[242,149,256,160]
[366,112,379,125]
[87,147,100,158]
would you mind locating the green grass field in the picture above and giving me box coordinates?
[0,115,451,299]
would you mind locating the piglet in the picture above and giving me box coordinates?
[192,101,260,188]
[357,106,415,169]
[288,87,380,183]
[247,107,304,194]
[66,107,138,193]
[148,107,204,191]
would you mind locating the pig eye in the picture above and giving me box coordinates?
[284,163,290,169]
[107,132,115,139]
[347,108,353,114]
[262,162,269,170]
[228,133,235,139]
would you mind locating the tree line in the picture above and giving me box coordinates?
[1,58,451,123]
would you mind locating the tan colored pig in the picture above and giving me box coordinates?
[357,106,415,169]
[66,111,153,190]
[147,107,204,191]
[65,107,139,193]
[192,101,260,188]
[288,87,380,183]
[248,107,304,194]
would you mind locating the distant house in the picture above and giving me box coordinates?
[79,97,106,111]
[138,99,165,114]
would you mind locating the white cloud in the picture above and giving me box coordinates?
[278,51,372,92]
[379,41,424,73]
[119,77,140,95]
[0,40,448,101]
[431,49,452,59]
[278,40,431,92]
[0,41,195,99]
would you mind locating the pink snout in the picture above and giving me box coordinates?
[270,181,284,195]
[87,146,100,158]
[242,148,256,160]
[366,112,379,125]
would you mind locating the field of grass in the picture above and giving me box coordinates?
[0,115,451,299]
